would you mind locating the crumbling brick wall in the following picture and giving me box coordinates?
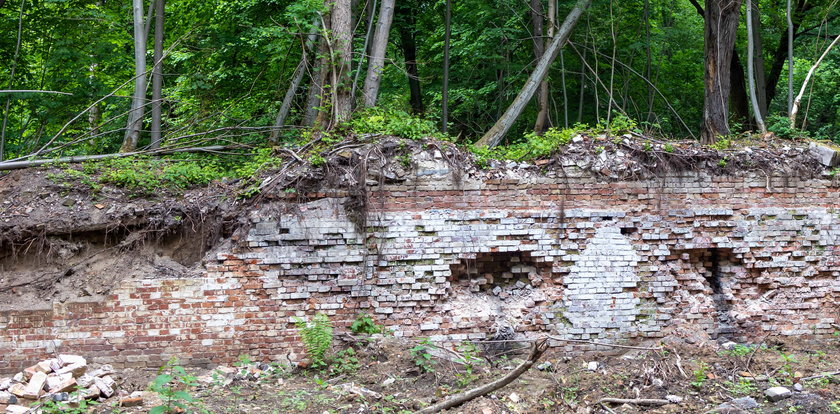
[2,155,839,373]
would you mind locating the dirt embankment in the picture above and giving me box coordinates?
[0,168,241,311]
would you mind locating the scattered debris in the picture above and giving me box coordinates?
[764,386,792,402]
[0,355,126,412]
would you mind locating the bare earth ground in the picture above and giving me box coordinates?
[90,335,839,414]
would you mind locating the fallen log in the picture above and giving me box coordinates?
[413,337,548,414]
[0,145,233,171]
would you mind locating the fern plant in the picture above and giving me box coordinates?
[295,312,333,369]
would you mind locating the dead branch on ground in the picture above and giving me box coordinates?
[413,337,548,414]
[597,397,671,406]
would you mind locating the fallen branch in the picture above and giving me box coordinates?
[413,337,548,414]
[800,370,839,381]
[597,397,671,406]
[0,89,74,95]
[0,145,235,171]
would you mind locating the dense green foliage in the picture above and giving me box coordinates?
[1,0,838,163]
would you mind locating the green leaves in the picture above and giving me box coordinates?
[294,312,334,369]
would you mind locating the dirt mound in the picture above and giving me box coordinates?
[0,168,239,310]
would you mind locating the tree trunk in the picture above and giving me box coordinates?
[88,63,102,136]
[750,1,767,118]
[746,0,766,133]
[122,0,147,152]
[729,51,750,126]
[699,0,742,145]
[362,0,395,107]
[270,21,321,141]
[644,0,653,122]
[786,0,794,113]
[330,0,353,124]
[303,35,328,127]
[305,3,332,127]
[790,34,840,126]
[531,0,549,134]
[0,0,25,161]
[475,0,592,148]
[396,2,424,114]
[351,0,377,103]
[577,47,586,123]
[549,0,565,127]
[150,0,164,149]
[766,0,806,108]
[442,0,451,132]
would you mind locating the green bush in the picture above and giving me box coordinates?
[767,114,810,140]
[350,312,382,335]
[329,348,360,376]
[96,156,225,196]
[294,312,334,369]
[149,357,198,414]
[410,338,436,373]
[349,108,439,140]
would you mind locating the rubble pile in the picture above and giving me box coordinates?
[0,355,137,413]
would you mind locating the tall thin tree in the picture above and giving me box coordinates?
[331,0,353,123]
[746,0,766,133]
[150,0,165,149]
[0,0,26,161]
[396,2,424,113]
[362,0,395,107]
[270,20,321,141]
[531,0,549,134]
[790,33,840,126]
[475,0,593,148]
[441,0,451,133]
[122,0,147,152]
[787,0,794,113]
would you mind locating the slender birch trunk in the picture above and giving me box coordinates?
[122,0,147,152]
[442,0,451,132]
[150,0,165,149]
[790,34,840,126]
[362,0,395,107]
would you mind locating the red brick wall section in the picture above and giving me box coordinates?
[2,164,839,373]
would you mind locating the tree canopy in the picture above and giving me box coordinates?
[1,0,839,162]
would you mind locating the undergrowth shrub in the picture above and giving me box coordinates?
[95,156,225,196]
[410,338,436,373]
[767,114,810,140]
[349,108,439,140]
[350,312,382,335]
[149,357,199,414]
[294,312,333,369]
[328,348,360,376]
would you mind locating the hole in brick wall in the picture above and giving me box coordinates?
[449,251,547,297]
[620,227,637,235]
[673,247,740,339]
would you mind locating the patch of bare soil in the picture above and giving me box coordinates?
[92,335,840,414]
[0,168,239,310]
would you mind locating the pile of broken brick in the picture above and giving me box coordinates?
[0,355,140,414]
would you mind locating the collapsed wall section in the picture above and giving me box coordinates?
[2,154,839,373]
